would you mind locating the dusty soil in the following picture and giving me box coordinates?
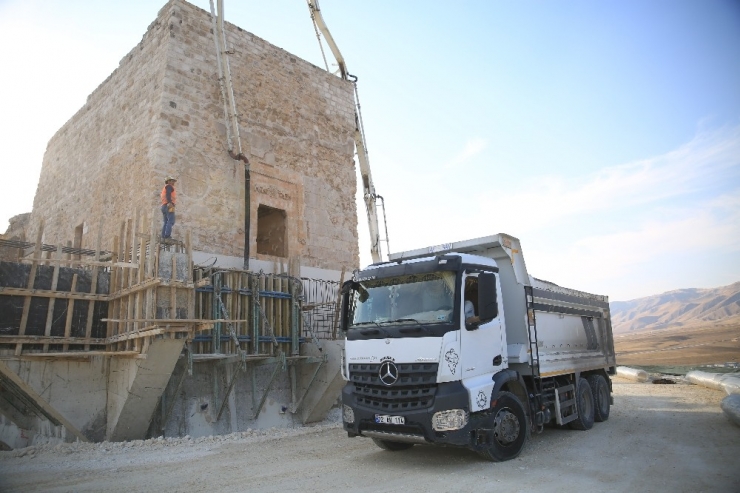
[1,377,738,493]
[614,322,740,366]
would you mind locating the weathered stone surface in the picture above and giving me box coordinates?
[0,213,30,261]
[28,0,359,272]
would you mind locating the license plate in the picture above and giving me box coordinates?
[375,414,405,425]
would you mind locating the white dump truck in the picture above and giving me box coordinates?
[339,234,616,461]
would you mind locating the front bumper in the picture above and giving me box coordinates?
[342,381,473,447]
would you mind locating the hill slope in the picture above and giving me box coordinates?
[610,281,740,333]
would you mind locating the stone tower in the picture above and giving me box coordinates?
[28,0,359,277]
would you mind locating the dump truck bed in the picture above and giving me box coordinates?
[512,277,616,377]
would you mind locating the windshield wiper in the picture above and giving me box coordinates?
[381,318,420,325]
[399,325,429,334]
[351,321,381,327]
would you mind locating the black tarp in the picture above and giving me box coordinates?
[0,261,109,339]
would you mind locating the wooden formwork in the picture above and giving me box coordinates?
[0,212,344,363]
[103,211,205,353]
[0,219,113,357]
[0,213,213,359]
[0,215,349,431]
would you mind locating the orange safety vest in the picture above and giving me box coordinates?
[161,184,177,205]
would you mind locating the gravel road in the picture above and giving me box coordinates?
[1,376,738,493]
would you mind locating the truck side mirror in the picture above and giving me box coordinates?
[478,272,498,323]
[339,281,354,331]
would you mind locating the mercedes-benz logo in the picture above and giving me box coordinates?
[378,361,399,386]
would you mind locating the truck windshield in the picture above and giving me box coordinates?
[350,272,456,326]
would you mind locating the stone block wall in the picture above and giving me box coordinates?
[29,11,171,253]
[0,213,30,261]
[28,0,359,273]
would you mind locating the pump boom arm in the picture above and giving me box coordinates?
[307,0,384,263]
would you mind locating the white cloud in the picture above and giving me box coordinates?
[445,138,488,168]
[376,124,740,300]
[533,193,740,282]
[527,190,740,299]
[476,124,740,232]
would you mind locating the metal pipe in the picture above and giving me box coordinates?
[376,194,390,261]
[209,0,251,269]
[244,165,250,270]
[208,0,234,153]
[306,0,383,262]
[217,0,243,156]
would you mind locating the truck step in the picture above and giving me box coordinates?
[554,384,577,425]
[558,412,578,425]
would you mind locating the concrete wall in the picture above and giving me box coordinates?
[0,341,344,446]
[153,344,346,438]
[28,0,359,273]
[0,359,109,443]
[107,339,185,441]
[298,340,345,424]
[158,360,306,438]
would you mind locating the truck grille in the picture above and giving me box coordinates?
[349,363,438,412]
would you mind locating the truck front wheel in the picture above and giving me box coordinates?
[371,438,414,451]
[477,391,528,462]
[569,377,595,430]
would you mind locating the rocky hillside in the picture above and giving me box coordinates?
[610,281,740,333]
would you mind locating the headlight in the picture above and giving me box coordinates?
[343,405,355,424]
[432,409,468,431]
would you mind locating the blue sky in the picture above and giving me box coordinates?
[0,0,738,301]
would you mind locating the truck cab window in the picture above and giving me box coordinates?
[350,272,456,326]
[464,275,478,318]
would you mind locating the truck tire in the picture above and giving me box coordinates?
[477,391,528,462]
[588,374,610,422]
[371,438,414,451]
[569,378,595,430]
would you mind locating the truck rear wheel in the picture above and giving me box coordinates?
[371,438,414,451]
[569,378,595,430]
[588,374,610,422]
[477,391,528,462]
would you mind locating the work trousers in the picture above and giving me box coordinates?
[161,204,176,238]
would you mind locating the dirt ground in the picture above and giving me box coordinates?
[614,322,740,366]
[1,377,738,493]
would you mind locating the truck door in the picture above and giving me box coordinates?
[460,271,506,380]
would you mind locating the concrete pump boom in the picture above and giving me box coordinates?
[307,0,385,264]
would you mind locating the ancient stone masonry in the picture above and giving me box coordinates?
[29,0,359,273]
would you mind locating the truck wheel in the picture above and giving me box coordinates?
[569,378,595,430]
[588,374,610,422]
[371,438,414,451]
[477,391,528,462]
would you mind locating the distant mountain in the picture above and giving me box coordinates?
[610,281,740,333]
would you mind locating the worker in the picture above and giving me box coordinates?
[161,176,177,239]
